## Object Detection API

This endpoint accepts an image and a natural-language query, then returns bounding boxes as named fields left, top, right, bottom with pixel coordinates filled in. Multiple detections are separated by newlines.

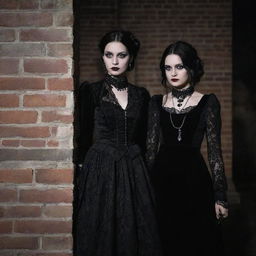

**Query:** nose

left=112, top=56, right=118, bottom=65
left=171, top=68, right=177, bottom=76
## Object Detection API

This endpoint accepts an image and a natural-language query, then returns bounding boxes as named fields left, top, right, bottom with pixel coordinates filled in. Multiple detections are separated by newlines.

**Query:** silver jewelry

left=169, top=113, right=187, bottom=141
left=169, top=92, right=192, bottom=141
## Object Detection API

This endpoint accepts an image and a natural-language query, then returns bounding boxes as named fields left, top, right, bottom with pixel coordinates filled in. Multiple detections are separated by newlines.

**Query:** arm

left=145, top=95, right=161, bottom=173
left=76, top=82, right=95, bottom=165
left=205, top=94, right=228, bottom=217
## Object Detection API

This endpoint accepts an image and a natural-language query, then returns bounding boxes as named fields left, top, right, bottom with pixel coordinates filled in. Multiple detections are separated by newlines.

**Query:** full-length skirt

left=151, top=146, right=224, bottom=256
left=75, top=141, right=162, bottom=256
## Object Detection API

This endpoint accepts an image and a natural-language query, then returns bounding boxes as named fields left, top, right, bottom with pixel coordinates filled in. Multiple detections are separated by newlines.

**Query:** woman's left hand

left=215, top=203, right=228, bottom=220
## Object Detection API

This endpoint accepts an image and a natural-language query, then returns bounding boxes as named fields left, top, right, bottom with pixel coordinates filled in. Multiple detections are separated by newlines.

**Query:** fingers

left=215, top=204, right=228, bottom=220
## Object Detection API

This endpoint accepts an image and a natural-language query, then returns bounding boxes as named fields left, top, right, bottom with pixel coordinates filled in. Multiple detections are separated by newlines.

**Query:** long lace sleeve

left=205, top=94, right=228, bottom=207
left=146, top=95, right=161, bottom=172
left=76, top=82, right=95, bottom=164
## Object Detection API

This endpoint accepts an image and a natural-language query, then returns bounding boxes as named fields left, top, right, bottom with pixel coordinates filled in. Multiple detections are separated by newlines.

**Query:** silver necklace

left=169, top=114, right=187, bottom=141
left=169, top=93, right=192, bottom=141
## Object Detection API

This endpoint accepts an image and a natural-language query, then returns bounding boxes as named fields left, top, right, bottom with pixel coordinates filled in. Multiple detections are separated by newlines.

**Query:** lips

left=111, top=67, right=120, bottom=71
left=171, top=79, right=179, bottom=82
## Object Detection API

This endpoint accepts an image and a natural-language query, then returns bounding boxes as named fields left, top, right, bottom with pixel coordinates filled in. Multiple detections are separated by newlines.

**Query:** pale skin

left=102, top=41, right=130, bottom=110
left=163, top=54, right=228, bottom=219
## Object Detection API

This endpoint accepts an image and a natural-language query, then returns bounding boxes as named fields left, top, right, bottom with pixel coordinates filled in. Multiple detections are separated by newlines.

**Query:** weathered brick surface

left=36, top=169, right=73, bottom=184
left=0, top=169, right=33, bottom=183
left=0, top=237, right=39, bottom=249
left=0, top=77, right=45, bottom=90
left=0, top=1, right=74, bottom=255
left=14, top=220, right=72, bottom=234
left=20, top=188, right=73, bottom=203
left=43, top=205, right=72, bottom=218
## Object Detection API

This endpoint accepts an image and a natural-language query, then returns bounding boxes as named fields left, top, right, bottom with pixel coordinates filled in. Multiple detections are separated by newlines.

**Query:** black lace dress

left=75, top=80, right=162, bottom=256
left=146, top=94, right=228, bottom=256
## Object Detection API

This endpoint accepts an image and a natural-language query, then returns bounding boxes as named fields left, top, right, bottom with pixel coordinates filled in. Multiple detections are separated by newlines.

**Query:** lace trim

left=163, top=105, right=196, bottom=114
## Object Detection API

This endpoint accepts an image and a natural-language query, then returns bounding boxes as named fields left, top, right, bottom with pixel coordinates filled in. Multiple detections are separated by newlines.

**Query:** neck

left=104, top=73, right=128, bottom=91
left=171, top=85, right=194, bottom=100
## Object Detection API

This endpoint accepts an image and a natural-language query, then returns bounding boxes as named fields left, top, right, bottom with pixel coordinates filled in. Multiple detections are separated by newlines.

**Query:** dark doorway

left=227, top=0, right=256, bottom=255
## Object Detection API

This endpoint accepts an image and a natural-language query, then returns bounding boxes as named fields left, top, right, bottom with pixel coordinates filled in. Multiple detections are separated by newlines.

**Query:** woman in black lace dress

left=146, top=41, right=228, bottom=256
left=75, top=30, right=162, bottom=256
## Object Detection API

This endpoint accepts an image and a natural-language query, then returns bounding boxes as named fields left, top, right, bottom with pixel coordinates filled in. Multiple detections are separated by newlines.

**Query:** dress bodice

left=146, top=94, right=228, bottom=204
left=76, top=80, right=150, bottom=164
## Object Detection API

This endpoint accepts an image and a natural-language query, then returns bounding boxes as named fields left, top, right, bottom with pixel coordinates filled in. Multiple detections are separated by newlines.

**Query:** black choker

left=104, top=74, right=128, bottom=91
left=172, top=86, right=194, bottom=107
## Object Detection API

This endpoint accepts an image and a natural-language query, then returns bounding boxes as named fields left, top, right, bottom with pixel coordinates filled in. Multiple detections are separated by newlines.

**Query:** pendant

left=177, top=103, right=182, bottom=107
left=177, top=128, right=182, bottom=141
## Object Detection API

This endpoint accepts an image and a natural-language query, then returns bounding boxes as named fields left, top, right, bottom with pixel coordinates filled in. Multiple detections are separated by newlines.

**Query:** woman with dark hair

left=146, top=41, right=228, bottom=256
left=75, top=30, right=162, bottom=256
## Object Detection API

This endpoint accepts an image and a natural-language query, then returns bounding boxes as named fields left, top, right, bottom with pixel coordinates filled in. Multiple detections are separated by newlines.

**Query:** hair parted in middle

left=159, top=41, right=204, bottom=87
left=98, top=30, right=140, bottom=71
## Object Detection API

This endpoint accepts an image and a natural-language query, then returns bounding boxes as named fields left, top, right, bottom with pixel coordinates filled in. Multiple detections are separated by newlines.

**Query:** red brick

left=48, top=78, right=73, bottom=90
left=14, top=220, right=72, bottom=234
left=0, top=126, right=51, bottom=138
left=0, top=221, right=12, bottom=233
left=55, top=12, right=73, bottom=26
left=20, top=29, right=71, bottom=42
left=0, top=169, right=33, bottom=183
left=20, top=140, right=46, bottom=147
left=0, top=236, right=39, bottom=249
left=43, top=205, right=72, bottom=218
left=42, top=236, right=72, bottom=250
left=0, top=59, right=19, bottom=75
left=24, top=59, right=68, bottom=74
left=24, top=94, right=66, bottom=107
left=0, top=13, right=52, bottom=27
left=0, top=43, right=45, bottom=57
left=0, top=111, right=38, bottom=124
left=0, top=189, right=17, bottom=202
left=0, top=77, right=45, bottom=90
left=0, top=0, right=18, bottom=9
left=36, top=169, right=73, bottom=184
left=19, top=0, right=39, bottom=9
left=0, top=94, right=19, bottom=107
left=20, top=188, right=72, bottom=203
left=3, top=206, right=41, bottom=218
left=47, top=44, right=73, bottom=57
left=2, top=140, right=20, bottom=147
left=0, top=29, right=15, bottom=42
left=42, top=111, right=73, bottom=123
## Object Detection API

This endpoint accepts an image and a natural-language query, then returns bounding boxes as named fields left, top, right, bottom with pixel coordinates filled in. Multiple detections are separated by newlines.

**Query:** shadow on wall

left=225, top=79, right=256, bottom=256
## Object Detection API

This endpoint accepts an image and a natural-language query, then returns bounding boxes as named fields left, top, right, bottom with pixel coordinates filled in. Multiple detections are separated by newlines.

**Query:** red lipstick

left=171, top=79, right=179, bottom=82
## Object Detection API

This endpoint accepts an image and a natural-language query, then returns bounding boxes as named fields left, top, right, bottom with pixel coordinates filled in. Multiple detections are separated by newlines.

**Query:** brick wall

left=0, top=0, right=74, bottom=255
left=79, top=0, right=233, bottom=177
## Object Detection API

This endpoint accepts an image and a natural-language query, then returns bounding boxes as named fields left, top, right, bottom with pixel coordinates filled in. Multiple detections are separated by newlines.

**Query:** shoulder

left=206, top=93, right=221, bottom=107
left=79, top=80, right=104, bottom=94
left=78, top=81, right=103, bottom=97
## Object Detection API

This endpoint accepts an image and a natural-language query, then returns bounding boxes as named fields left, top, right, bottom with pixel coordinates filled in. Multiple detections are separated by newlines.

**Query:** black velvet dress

left=146, top=94, right=228, bottom=256
left=75, top=80, right=162, bottom=256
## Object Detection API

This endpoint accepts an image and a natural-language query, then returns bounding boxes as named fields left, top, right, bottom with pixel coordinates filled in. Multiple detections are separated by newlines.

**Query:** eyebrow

left=104, top=50, right=128, bottom=54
